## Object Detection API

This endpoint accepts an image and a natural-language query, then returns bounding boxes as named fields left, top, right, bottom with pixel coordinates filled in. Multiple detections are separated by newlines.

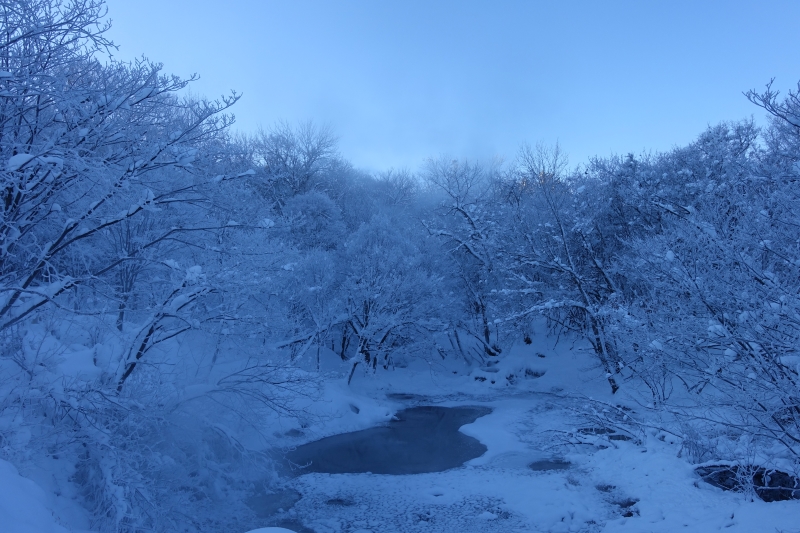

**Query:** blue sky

left=103, top=0, right=800, bottom=172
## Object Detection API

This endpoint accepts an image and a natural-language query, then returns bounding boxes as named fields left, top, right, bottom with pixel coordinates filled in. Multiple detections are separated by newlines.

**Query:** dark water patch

left=285, top=406, right=491, bottom=475
left=386, top=392, right=428, bottom=402
left=528, top=459, right=571, bottom=471
left=595, top=484, right=616, bottom=493
left=696, top=464, right=800, bottom=502
left=325, top=497, right=355, bottom=506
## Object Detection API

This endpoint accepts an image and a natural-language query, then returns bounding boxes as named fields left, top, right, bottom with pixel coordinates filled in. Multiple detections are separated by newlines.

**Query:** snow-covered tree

left=600, top=114, right=800, bottom=459
left=422, top=157, right=506, bottom=359
left=0, top=3, right=310, bottom=531
left=340, top=215, right=445, bottom=380
left=249, top=121, right=337, bottom=208
left=0, top=0, right=238, bottom=335
left=502, top=143, right=625, bottom=392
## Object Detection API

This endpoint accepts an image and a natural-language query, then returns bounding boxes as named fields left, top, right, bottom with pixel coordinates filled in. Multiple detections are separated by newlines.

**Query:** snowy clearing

left=246, top=334, right=800, bottom=533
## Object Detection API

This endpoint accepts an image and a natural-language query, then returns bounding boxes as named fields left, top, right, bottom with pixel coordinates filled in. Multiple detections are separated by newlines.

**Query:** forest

left=1, top=1, right=799, bottom=532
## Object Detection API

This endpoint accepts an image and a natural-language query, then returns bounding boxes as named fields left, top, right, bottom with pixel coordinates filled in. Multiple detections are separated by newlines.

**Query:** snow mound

left=0, top=459, right=69, bottom=533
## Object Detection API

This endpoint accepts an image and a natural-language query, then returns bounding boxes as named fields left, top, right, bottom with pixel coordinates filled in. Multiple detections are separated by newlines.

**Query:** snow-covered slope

left=0, top=459, right=70, bottom=533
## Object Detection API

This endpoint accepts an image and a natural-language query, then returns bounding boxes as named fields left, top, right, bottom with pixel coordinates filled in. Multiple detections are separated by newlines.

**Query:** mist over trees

left=0, top=1, right=798, bottom=531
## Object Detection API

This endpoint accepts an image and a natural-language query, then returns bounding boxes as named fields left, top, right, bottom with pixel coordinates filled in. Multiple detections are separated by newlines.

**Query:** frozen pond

left=285, top=405, right=491, bottom=475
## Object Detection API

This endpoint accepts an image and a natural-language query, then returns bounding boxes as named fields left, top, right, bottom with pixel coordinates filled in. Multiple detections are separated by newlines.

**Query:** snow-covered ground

left=257, top=331, right=800, bottom=533
left=0, top=459, right=71, bottom=533
left=3, top=329, right=799, bottom=533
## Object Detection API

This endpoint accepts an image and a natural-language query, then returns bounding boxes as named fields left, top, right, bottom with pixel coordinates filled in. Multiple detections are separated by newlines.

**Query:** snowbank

left=0, top=459, right=70, bottom=533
